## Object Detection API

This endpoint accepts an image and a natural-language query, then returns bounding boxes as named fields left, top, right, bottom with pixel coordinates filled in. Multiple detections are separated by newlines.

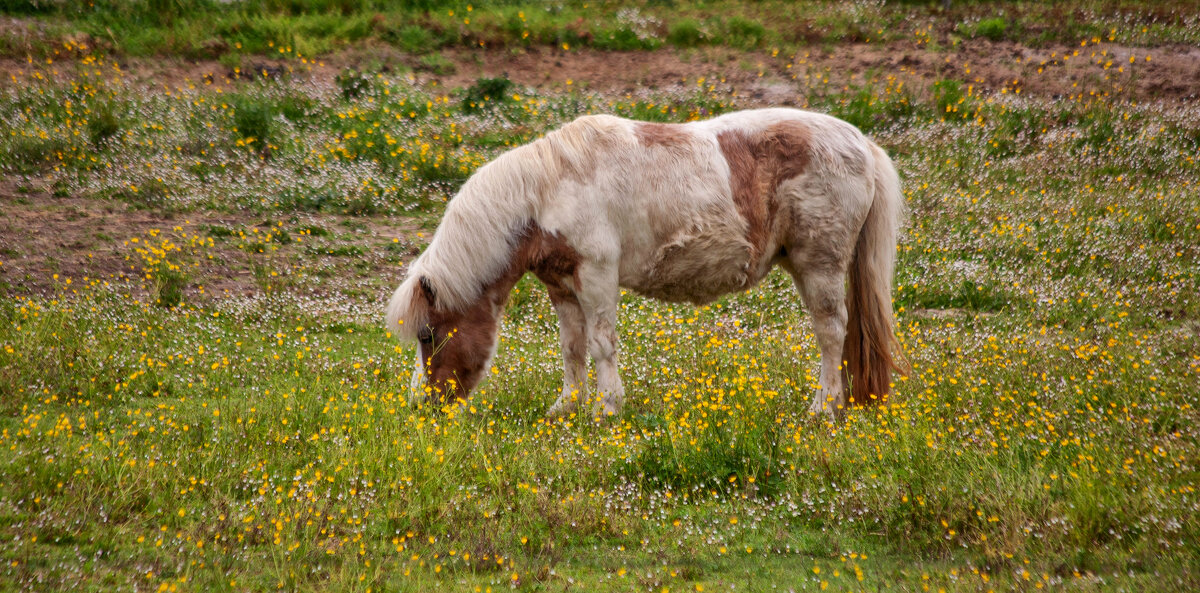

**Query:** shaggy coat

left=387, top=108, right=905, bottom=417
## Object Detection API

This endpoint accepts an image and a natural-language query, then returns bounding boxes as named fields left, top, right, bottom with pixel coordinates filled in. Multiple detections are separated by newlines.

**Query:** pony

left=386, top=107, right=905, bottom=418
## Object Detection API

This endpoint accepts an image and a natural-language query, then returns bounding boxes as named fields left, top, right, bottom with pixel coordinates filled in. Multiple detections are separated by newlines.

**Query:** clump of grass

left=336, top=68, right=371, bottom=99
left=87, top=99, right=122, bottom=148
left=624, top=409, right=785, bottom=497
left=149, top=264, right=188, bottom=307
left=667, top=18, right=705, bottom=47
left=593, top=25, right=660, bottom=50
left=343, top=192, right=382, bottom=216
left=201, top=224, right=236, bottom=238
left=231, top=95, right=274, bottom=146
left=931, top=78, right=975, bottom=121
left=392, top=24, right=438, bottom=54
left=719, top=16, right=767, bottom=49
left=461, top=76, right=514, bottom=114
left=217, top=50, right=244, bottom=71
left=127, top=229, right=210, bottom=307
left=610, top=98, right=678, bottom=122
left=308, top=244, right=364, bottom=257
left=984, top=102, right=1047, bottom=158
left=116, top=177, right=175, bottom=210
left=295, top=224, right=328, bottom=237
left=1074, top=106, right=1119, bottom=150
left=961, top=17, right=1008, bottom=41
left=417, top=53, right=455, bottom=75
left=899, top=278, right=1014, bottom=313
left=822, top=78, right=924, bottom=132
left=224, top=89, right=313, bottom=157
left=0, top=132, right=70, bottom=173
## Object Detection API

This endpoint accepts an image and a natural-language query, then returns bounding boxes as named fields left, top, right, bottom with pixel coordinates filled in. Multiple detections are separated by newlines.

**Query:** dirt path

left=429, top=41, right=1200, bottom=102
left=4, top=39, right=1198, bottom=102
left=306, top=40, right=1200, bottom=102
left=0, top=183, right=419, bottom=298
left=0, top=185, right=169, bottom=294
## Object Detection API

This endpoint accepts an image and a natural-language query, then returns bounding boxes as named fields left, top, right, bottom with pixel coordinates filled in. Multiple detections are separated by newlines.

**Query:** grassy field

left=2, top=1, right=1199, bottom=591
left=4, top=0, right=1200, bottom=59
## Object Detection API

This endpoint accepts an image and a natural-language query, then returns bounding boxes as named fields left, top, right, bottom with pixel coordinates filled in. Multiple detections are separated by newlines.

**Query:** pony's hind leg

left=546, top=288, right=589, bottom=417
left=789, top=265, right=850, bottom=417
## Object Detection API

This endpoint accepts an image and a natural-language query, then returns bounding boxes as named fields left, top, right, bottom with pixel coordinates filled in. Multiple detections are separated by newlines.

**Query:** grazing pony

left=387, top=108, right=905, bottom=417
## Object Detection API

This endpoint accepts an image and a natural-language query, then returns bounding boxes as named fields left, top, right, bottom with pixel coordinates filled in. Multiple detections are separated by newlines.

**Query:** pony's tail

left=842, top=143, right=908, bottom=406
left=385, top=274, right=429, bottom=342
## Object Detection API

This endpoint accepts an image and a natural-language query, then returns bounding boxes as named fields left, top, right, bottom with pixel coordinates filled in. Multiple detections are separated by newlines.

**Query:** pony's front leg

left=577, top=264, right=624, bottom=418
left=546, top=289, right=588, bottom=418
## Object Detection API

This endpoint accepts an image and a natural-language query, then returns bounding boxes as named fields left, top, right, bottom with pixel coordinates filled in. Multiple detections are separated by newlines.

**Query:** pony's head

left=386, top=272, right=504, bottom=403
left=384, top=122, right=597, bottom=403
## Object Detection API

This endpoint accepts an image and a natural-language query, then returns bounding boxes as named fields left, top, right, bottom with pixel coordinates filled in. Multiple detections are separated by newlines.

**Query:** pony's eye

left=417, top=328, right=434, bottom=344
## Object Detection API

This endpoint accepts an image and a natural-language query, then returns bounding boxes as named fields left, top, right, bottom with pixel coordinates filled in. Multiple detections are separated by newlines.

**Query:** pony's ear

left=418, top=276, right=437, bottom=308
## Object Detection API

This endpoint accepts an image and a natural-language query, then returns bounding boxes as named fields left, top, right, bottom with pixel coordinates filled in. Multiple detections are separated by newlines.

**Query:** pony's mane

left=386, top=114, right=623, bottom=341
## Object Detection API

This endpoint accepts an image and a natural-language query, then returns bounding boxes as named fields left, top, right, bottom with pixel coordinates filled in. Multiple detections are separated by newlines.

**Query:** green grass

left=959, top=17, right=1010, bottom=42
left=2, top=6, right=1200, bottom=590
left=667, top=18, right=706, bottom=48
left=5, top=0, right=1200, bottom=62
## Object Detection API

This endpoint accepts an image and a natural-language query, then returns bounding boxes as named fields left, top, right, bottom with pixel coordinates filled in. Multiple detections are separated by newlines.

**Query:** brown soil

left=794, top=39, right=1200, bottom=102
left=0, top=185, right=166, bottom=289
left=397, top=41, right=1199, bottom=102
left=4, top=39, right=1196, bottom=102
left=0, top=182, right=418, bottom=298
left=434, top=45, right=728, bottom=92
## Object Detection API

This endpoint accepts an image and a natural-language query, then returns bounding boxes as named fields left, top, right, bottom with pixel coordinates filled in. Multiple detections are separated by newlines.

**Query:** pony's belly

left=622, top=227, right=761, bottom=304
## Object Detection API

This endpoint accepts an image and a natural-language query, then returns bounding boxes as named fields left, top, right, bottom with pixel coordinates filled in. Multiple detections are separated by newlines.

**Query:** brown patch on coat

left=635, top=122, right=694, bottom=149
left=522, top=225, right=582, bottom=294
left=418, top=223, right=581, bottom=402
left=717, top=129, right=769, bottom=259
left=762, top=121, right=812, bottom=187
left=717, top=121, right=812, bottom=260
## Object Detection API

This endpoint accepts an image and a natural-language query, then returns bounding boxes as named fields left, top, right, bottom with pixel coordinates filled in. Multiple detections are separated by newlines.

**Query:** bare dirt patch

left=413, top=41, right=1200, bottom=102
left=0, top=184, right=169, bottom=293
left=435, top=46, right=736, bottom=92
left=0, top=183, right=419, bottom=299
left=797, top=39, right=1200, bottom=102
left=6, top=39, right=1196, bottom=102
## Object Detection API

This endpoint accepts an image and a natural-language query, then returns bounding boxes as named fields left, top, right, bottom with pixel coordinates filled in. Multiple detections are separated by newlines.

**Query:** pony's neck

left=438, top=221, right=580, bottom=338
left=477, top=262, right=526, bottom=311
left=476, top=222, right=580, bottom=309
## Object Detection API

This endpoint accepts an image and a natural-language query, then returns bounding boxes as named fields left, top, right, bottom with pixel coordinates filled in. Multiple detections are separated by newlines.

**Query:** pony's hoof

left=546, top=399, right=578, bottom=418
left=807, top=399, right=836, bottom=419
left=592, top=397, right=622, bottom=420
left=547, top=389, right=584, bottom=418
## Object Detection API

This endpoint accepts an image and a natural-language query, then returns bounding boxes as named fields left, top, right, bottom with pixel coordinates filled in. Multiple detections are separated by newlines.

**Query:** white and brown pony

left=386, top=108, right=905, bottom=417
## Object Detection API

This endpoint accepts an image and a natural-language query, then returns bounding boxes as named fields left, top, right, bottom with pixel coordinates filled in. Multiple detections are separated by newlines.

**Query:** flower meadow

left=2, top=32, right=1200, bottom=593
